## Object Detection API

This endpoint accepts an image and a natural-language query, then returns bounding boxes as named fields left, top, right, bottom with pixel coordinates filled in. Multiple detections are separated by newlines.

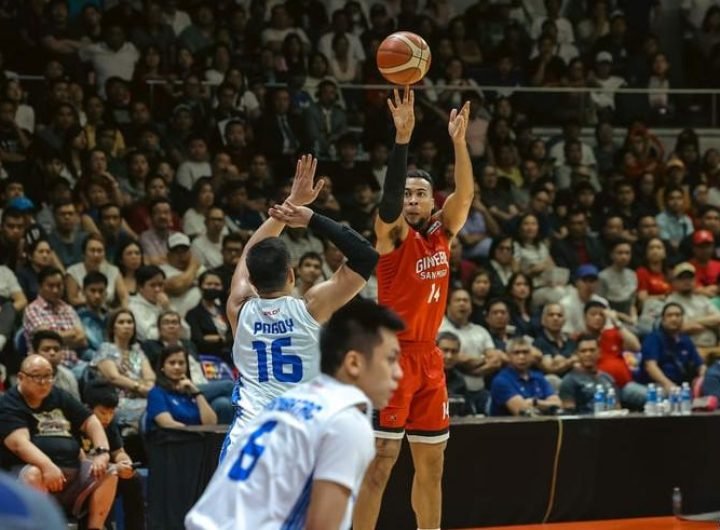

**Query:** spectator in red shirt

left=636, top=236, right=672, bottom=307
left=583, top=300, right=640, bottom=389
left=689, top=229, right=720, bottom=296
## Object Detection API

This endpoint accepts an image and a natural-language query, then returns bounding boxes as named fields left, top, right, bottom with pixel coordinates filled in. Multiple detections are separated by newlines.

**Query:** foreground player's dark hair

left=246, top=237, right=291, bottom=293
left=320, top=298, right=405, bottom=375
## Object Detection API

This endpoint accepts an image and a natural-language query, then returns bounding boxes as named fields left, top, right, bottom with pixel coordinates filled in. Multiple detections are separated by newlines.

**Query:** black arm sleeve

left=377, top=143, right=409, bottom=223
left=308, top=214, right=379, bottom=280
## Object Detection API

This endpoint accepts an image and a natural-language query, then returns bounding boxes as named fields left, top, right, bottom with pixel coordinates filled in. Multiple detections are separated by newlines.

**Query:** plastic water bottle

left=593, top=384, right=606, bottom=415
left=670, top=387, right=681, bottom=415
left=680, top=382, right=692, bottom=415
left=605, top=387, right=616, bottom=410
left=672, top=486, right=683, bottom=516
left=645, top=383, right=658, bottom=415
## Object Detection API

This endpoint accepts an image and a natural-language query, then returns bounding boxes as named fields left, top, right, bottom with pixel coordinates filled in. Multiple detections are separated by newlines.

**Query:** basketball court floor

left=463, top=516, right=718, bottom=529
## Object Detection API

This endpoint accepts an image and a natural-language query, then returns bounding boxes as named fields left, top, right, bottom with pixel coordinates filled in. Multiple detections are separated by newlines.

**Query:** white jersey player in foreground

left=220, top=155, right=379, bottom=460
left=186, top=298, right=404, bottom=530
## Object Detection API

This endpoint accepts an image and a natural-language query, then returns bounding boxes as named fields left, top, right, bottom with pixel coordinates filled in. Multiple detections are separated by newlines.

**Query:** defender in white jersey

left=221, top=155, right=380, bottom=459
left=186, top=299, right=404, bottom=530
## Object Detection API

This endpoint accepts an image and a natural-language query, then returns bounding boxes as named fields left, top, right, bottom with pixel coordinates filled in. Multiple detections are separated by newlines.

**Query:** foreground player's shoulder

left=314, top=407, right=375, bottom=487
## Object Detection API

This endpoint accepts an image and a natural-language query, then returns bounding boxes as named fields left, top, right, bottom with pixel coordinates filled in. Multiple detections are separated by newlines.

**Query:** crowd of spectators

left=3, top=0, right=720, bottom=523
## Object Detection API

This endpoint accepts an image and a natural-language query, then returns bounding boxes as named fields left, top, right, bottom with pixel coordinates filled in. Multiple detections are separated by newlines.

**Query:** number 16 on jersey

left=251, top=337, right=304, bottom=383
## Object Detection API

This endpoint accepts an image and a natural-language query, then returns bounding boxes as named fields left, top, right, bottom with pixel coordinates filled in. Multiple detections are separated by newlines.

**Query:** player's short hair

left=406, top=168, right=434, bottom=189
left=246, top=237, right=291, bottom=293
left=319, top=298, right=405, bottom=375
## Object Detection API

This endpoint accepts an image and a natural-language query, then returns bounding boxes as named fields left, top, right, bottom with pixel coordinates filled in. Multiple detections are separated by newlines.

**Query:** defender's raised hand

left=448, top=101, right=470, bottom=143
left=387, top=85, right=415, bottom=144
left=268, top=201, right=314, bottom=228
left=287, top=154, right=324, bottom=206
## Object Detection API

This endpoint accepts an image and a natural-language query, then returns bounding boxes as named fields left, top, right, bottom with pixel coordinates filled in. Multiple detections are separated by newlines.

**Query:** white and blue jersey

left=222, top=296, right=321, bottom=459
left=186, top=375, right=375, bottom=530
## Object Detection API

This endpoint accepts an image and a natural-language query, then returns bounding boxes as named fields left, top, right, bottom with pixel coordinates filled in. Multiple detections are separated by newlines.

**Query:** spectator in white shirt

left=162, top=0, right=192, bottom=36
left=439, top=289, right=504, bottom=393
left=191, top=207, right=228, bottom=269
left=318, top=9, right=367, bottom=65
left=590, top=51, right=626, bottom=116
left=176, top=135, right=212, bottom=191
left=530, top=0, right=575, bottom=44
left=128, top=265, right=189, bottom=341
left=261, top=4, right=310, bottom=52
left=79, top=22, right=140, bottom=99
left=160, top=233, right=204, bottom=318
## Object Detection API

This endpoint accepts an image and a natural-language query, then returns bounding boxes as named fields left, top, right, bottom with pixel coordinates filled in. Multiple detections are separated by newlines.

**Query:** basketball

left=376, top=31, right=432, bottom=85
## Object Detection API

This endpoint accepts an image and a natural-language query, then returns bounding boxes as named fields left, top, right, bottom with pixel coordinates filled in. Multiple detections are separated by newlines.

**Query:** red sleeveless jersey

left=377, top=216, right=450, bottom=343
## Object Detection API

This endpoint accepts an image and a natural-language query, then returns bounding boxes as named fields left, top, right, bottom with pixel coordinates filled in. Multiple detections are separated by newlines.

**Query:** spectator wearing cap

left=639, top=302, right=705, bottom=395
left=559, top=264, right=610, bottom=338
left=689, top=229, right=720, bottom=296
left=666, top=262, right=720, bottom=356
left=304, top=80, right=348, bottom=160
left=551, top=209, right=606, bottom=273
left=593, top=10, right=630, bottom=76
left=160, top=233, right=203, bottom=318
left=139, top=198, right=177, bottom=265
left=589, top=51, right=626, bottom=118
left=657, top=185, right=695, bottom=251
left=680, top=205, right=720, bottom=258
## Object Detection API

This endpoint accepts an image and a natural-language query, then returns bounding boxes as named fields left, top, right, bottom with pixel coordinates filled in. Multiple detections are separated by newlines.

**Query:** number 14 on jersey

left=427, top=282, right=442, bottom=304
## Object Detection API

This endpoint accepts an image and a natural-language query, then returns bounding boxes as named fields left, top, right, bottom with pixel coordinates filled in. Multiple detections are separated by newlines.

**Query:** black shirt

left=0, top=386, right=91, bottom=469
left=81, top=419, right=122, bottom=455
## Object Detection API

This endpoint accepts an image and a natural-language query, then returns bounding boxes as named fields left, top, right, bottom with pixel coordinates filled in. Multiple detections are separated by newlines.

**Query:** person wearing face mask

left=186, top=271, right=231, bottom=360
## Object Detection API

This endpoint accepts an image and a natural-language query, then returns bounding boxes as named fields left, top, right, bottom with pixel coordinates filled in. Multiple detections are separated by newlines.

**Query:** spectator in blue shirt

left=639, top=302, right=705, bottom=395
left=145, top=344, right=217, bottom=431
left=656, top=185, right=694, bottom=251
left=700, top=352, right=720, bottom=399
left=77, top=271, right=109, bottom=359
left=490, top=337, right=561, bottom=416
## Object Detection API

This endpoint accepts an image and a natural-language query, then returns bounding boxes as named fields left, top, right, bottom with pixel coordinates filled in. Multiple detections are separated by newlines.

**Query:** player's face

left=403, top=178, right=434, bottom=229
left=358, top=328, right=403, bottom=409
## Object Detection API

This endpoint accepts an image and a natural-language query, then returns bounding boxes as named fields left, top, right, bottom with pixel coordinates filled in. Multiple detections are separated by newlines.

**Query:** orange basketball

left=376, top=31, right=432, bottom=85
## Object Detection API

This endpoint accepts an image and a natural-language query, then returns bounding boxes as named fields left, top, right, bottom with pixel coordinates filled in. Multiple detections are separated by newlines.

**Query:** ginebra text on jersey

left=415, top=251, right=449, bottom=280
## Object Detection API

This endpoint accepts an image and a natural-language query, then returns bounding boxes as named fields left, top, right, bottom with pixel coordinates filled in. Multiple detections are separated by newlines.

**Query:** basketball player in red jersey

left=353, top=87, right=474, bottom=530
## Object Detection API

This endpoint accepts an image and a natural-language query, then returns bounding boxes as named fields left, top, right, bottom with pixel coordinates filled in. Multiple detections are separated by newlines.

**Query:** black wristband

left=308, top=213, right=378, bottom=280
left=191, top=390, right=202, bottom=397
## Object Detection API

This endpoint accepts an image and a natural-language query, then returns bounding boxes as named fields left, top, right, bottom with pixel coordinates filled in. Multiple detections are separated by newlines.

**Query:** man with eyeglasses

left=31, top=329, right=79, bottom=401
left=490, top=337, right=561, bottom=416
left=0, top=355, right=118, bottom=530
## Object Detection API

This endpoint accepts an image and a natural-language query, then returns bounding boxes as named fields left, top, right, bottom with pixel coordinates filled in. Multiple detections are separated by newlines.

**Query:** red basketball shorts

left=374, top=341, right=450, bottom=443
